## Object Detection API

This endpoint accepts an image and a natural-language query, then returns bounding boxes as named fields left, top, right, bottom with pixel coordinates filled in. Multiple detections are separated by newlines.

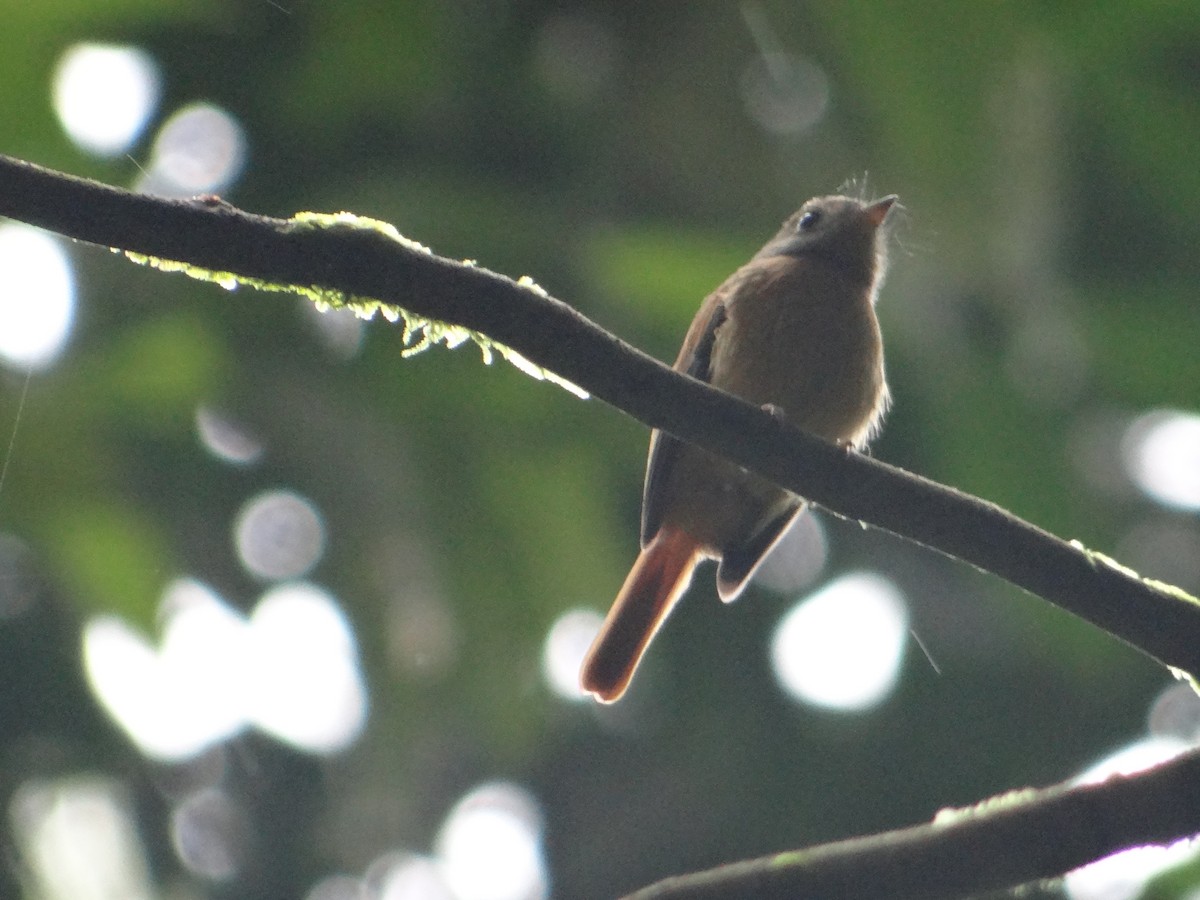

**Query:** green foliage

left=1086, top=282, right=1200, bottom=407
left=584, top=223, right=754, bottom=331
left=92, top=313, right=227, bottom=431
left=44, top=499, right=171, bottom=624
left=2, top=2, right=1198, bottom=898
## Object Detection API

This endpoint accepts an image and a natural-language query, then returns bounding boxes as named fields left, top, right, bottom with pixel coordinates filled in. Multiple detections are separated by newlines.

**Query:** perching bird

left=581, top=194, right=897, bottom=702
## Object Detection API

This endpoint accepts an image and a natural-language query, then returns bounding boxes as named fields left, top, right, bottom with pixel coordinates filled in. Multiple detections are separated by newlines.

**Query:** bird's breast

left=709, top=259, right=886, bottom=447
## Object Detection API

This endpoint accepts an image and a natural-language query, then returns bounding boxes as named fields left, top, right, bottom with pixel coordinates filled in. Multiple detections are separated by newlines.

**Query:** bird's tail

left=581, top=526, right=701, bottom=703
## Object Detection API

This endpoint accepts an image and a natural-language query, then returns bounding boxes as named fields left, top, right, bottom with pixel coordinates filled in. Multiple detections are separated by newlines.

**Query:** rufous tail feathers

left=580, top=527, right=701, bottom=703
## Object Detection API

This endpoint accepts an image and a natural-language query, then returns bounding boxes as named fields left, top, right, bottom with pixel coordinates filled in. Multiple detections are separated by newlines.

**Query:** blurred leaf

left=584, top=224, right=750, bottom=331
left=1086, top=281, right=1200, bottom=407
left=43, top=498, right=171, bottom=625
left=87, top=312, right=228, bottom=432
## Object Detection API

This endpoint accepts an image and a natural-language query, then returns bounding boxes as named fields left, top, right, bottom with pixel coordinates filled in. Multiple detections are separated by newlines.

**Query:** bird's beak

left=864, top=195, right=898, bottom=228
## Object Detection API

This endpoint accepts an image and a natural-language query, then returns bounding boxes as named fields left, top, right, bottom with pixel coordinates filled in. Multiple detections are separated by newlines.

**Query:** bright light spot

left=1065, top=737, right=1196, bottom=900
left=158, top=581, right=253, bottom=741
left=245, top=582, right=368, bottom=754
left=374, top=854, right=455, bottom=900
left=0, top=533, right=38, bottom=619
left=1148, top=681, right=1200, bottom=742
left=53, top=43, right=160, bottom=156
left=83, top=581, right=246, bottom=761
left=752, top=513, right=828, bottom=595
left=171, top=788, right=246, bottom=881
left=770, top=572, right=909, bottom=711
left=9, top=776, right=155, bottom=900
left=137, top=102, right=246, bottom=197
left=301, top=302, right=366, bottom=360
left=542, top=608, right=604, bottom=702
left=83, top=618, right=170, bottom=754
left=83, top=578, right=366, bottom=761
left=436, top=782, right=548, bottom=900
left=195, top=405, right=264, bottom=465
left=1122, top=410, right=1200, bottom=511
left=740, top=52, right=830, bottom=135
left=1066, top=841, right=1197, bottom=900
left=0, top=224, right=75, bottom=370
left=1075, top=736, right=1190, bottom=785
left=234, top=489, right=326, bottom=581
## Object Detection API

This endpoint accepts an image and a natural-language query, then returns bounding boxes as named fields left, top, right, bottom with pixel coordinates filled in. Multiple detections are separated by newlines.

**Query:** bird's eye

left=797, top=210, right=821, bottom=232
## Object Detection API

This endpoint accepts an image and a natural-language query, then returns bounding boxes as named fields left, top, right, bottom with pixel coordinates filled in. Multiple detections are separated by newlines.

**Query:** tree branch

left=2, top=153, right=1199, bottom=896
left=626, top=743, right=1200, bottom=899
left=1, top=154, right=1194, bottom=676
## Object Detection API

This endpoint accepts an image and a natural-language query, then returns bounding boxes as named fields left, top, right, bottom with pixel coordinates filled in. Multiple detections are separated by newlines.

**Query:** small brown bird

left=581, top=194, right=897, bottom=702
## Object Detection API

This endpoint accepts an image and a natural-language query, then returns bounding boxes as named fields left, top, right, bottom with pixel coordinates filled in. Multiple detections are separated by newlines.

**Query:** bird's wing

left=639, top=281, right=733, bottom=547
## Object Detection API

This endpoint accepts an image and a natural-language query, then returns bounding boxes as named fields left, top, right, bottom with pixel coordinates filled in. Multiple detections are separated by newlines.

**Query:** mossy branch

left=126, top=208, right=590, bottom=397
left=627, top=745, right=1200, bottom=899
left=1, top=153, right=1199, bottom=898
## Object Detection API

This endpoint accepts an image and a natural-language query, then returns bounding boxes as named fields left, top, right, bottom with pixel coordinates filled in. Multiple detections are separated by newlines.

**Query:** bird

left=580, top=193, right=897, bottom=702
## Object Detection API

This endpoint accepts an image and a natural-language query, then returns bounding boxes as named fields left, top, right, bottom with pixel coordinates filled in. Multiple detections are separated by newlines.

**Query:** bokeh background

left=1, top=2, right=1199, bottom=899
